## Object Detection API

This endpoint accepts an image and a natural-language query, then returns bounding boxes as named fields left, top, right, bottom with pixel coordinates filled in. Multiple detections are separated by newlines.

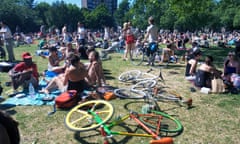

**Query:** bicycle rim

left=155, top=91, right=181, bottom=103
left=131, top=48, right=144, bottom=66
left=65, top=100, right=114, bottom=132
left=131, top=79, right=157, bottom=91
left=114, top=88, right=146, bottom=99
left=118, top=70, right=141, bottom=82
left=140, top=110, right=183, bottom=134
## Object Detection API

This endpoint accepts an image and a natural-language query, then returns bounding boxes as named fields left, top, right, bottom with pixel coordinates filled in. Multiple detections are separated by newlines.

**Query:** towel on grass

left=1, top=72, right=60, bottom=106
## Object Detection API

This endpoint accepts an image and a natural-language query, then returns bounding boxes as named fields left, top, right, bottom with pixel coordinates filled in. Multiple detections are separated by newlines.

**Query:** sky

left=36, top=0, right=123, bottom=7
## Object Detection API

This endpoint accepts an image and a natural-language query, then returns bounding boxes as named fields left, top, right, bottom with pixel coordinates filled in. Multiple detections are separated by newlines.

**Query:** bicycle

left=65, top=100, right=177, bottom=144
left=131, top=42, right=161, bottom=66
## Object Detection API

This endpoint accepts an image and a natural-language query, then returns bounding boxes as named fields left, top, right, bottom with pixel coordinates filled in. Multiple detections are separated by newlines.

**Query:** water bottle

left=28, top=82, right=35, bottom=99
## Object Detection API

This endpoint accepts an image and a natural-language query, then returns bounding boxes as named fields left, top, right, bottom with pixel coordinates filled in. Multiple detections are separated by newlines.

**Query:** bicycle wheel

left=114, top=88, right=146, bottom=99
left=131, top=79, right=157, bottom=91
left=139, top=110, right=183, bottom=134
left=118, top=70, right=141, bottom=82
left=154, top=91, right=182, bottom=103
left=65, top=100, right=114, bottom=132
left=154, top=90, right=192, bottom=108
left=131, top=48, right=145, bottom=66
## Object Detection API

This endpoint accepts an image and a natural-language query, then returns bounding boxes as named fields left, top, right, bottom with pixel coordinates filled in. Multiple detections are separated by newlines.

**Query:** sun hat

left=22, top=52, right=32, bottom=59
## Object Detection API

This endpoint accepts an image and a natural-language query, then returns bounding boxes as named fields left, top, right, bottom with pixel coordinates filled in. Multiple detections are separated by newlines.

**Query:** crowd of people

left=1, top=17, right=240, bottom=96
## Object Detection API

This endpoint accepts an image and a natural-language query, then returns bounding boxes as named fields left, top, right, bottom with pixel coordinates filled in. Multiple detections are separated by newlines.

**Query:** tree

left=168, top=0, right=217, bottom=31
left=89, top=4, right=115, bottom=29
left=0, top=0, right=38, bottom=32
left=216, top=0, right=240, bottom=30
left=34, top=2, right=51, bottom=26
left=114, top=0, right=130, bottom=27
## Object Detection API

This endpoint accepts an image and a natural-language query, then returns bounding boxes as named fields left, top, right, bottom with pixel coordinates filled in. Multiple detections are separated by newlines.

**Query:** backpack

left=149, top=42, right=158, bottom=52
left=55, top=90, right=78, bottom=109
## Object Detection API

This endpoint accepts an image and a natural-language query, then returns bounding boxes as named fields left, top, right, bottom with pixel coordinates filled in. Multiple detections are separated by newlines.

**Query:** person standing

left=77, top=22, right=86, bottom=46
left=122, top=22, right=135, bottom=60
left=0, top=21, right=15, bottom=62
left=143, top=16, right=159, bottom=66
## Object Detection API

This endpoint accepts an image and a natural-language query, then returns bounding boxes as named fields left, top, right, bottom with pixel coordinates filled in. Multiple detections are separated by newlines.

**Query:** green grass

left=0, top=43, right=240, bottom=144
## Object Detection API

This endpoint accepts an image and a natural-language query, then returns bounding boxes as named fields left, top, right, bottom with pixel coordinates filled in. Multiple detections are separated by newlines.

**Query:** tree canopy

left=0, top=0, right=239, bottom=32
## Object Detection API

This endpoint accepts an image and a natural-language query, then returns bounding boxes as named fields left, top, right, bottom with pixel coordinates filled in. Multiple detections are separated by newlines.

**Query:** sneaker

left=144, top=63, right=150, bottom=66
left=8, top=89, right=19, bottom=97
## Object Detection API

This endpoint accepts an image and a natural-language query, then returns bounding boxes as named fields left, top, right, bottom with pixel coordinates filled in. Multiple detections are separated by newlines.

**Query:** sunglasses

left=228, top=54, right=234, bottom=56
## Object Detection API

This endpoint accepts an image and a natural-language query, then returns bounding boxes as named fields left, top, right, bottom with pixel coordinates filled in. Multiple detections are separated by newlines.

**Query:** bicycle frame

left=88, top=110, right=173, bottom=143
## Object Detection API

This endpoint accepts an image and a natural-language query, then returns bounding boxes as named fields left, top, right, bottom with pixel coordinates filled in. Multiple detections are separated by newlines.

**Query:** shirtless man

left=63, top=54, right=92, bottom=94
left=87, top=51, right=106, bottom=87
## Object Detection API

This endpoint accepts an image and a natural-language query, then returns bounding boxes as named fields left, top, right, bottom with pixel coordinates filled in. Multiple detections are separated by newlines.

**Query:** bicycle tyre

left=131, top=48, right=145, bottom=66
left=155, top=91, right=181, bottom=103
left=139, top=110, right=183, bottom=133
left=114, top=88, right=146, bottom=99
left=118, top=70, right=141, bottom=82
left=65, top=100, right=114, bottom=132
left=131, top=79, right=157, bottom=91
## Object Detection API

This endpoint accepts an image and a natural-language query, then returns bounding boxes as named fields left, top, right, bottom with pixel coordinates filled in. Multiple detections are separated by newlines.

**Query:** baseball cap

left=22, top=52, right=32, bottom=59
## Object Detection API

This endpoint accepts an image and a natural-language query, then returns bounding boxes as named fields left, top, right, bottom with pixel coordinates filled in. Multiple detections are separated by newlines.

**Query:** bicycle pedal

left=184, top=98, right=193, bottom=108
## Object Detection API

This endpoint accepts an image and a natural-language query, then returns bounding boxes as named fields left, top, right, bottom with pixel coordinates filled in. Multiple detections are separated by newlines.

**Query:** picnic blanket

left=1, top=71, right=61, bottom=106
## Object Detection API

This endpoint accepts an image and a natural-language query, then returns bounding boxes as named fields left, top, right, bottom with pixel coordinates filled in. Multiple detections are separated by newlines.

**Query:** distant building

left=80, top=0, right=118, bottom=15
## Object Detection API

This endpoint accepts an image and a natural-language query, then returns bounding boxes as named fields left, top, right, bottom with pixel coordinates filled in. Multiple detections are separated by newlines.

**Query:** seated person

left=222, top=51, right=240, bottom=82
left=185, top=50, right=202, bottom=80
left=8, top=52, right=39, bottom=93
left=230, top=74, right=240, bottom=89
left=184, top=42, right=200, bottom=62
left=100, top=38, right=120, bottom=58
left=63, top=54, right=92, bottom=94
left=87, top=51, right=106, bottom=87
left=195, top=55, right=220, bottom=88
left=41, top=46, right=65, bottom=74
left=64, top=42, right=78, bottom=58
left=38, top=37, right=48, bottom=49
left=160, top=42, right=177, bottom=63
left=40, top=52, right=74, bottom=94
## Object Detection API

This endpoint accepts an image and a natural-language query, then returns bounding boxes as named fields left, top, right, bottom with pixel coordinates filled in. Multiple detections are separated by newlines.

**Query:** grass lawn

left=0, top=43, right=240, bottom=144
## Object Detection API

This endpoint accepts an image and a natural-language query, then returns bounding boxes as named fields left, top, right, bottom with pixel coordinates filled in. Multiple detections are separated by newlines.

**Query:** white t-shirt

left=78, top=27, right=85, bottom=39
left=146, top=24, right=158, bottom=43
left=0, top=26, right=12, bottom=39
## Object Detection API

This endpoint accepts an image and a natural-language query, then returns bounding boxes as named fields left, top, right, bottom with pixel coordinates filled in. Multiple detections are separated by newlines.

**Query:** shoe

left=144, top=63, right=150, bottom=66
left=184, top=98, right=193, bottom=108
left=8, top=89, right=19, bottom=97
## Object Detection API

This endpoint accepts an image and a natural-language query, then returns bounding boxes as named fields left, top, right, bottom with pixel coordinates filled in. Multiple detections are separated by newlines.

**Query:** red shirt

left=13, top=62, right=39, bottom=81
